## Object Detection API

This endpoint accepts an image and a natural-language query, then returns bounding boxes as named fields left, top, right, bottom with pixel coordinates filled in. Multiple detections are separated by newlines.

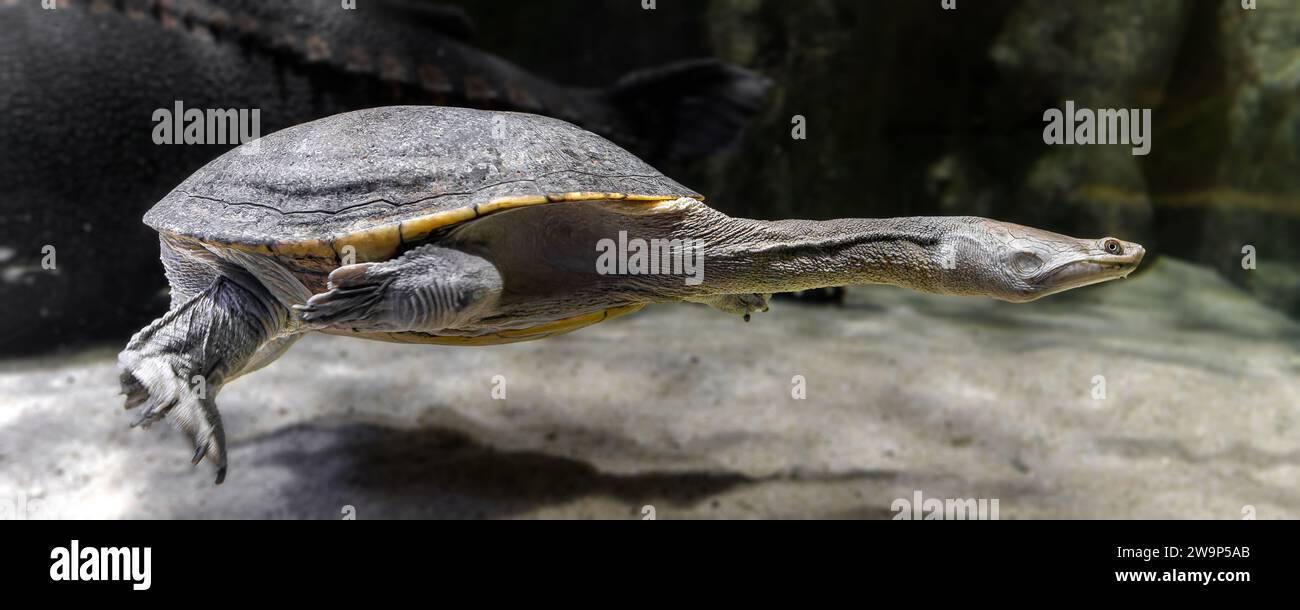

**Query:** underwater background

left=1, top=0, right=1298, bottom=519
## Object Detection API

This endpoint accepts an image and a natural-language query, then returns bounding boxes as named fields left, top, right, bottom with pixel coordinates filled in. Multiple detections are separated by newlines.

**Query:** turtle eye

left=1103, top=239, right=1123, bottom=255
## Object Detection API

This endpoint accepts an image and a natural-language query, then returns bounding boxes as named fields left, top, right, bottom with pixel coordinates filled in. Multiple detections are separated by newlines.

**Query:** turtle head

left=951, top=219, right=1145, bottom=303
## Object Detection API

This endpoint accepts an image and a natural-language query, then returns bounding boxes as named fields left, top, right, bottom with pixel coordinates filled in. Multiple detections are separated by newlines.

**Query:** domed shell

left=145, top=106, right=702, bottom=263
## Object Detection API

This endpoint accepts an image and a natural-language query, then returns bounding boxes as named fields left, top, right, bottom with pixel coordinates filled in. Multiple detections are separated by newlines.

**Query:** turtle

left=119, top=105, right=1146, bottom=483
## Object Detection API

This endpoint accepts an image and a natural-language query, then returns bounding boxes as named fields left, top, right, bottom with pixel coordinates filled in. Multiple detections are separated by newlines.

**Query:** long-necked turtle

left=119, top=106, right=1145, bottom=483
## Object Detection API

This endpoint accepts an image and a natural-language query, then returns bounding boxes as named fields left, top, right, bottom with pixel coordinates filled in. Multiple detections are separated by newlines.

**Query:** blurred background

left=1, top=0, right=1298, bottom=519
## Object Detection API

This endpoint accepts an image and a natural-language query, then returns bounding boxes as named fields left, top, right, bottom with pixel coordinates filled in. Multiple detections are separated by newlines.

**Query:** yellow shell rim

left=208, top=191, right=704, bottom=264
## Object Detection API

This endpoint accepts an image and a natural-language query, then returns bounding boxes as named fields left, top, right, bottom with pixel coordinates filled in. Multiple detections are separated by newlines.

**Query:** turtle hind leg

left=118, top=270, right=289, bottom=485
left=297, top=245, right=501, bottom=333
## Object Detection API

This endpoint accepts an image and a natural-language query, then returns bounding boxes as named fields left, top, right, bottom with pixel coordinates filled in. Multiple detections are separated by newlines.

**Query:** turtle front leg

left=296, top=245, right=501, bottom=332
left=686, top=293, right=771, bottom=322
left=118, top=274, right=289, bottom=484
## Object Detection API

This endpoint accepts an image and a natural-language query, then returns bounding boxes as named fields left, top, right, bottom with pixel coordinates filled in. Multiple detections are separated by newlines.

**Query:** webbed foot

left=119, top=352, right=227, bottom=483
left=296, top=245, right=501, bottom=333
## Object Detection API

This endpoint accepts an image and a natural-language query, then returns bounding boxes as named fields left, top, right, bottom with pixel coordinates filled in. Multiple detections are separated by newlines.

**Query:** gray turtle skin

left=120, top=106, right=1146, bottom=484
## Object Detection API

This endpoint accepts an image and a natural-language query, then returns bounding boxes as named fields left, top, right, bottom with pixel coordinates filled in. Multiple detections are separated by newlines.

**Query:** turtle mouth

left=1036, top=245, right=1146, bottom=297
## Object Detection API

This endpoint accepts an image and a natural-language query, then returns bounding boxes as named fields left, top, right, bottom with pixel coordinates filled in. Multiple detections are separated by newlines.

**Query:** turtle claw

left=295, top=263, right=388, bottom=330
left=118, top=351, right=229, bottom=484
left=194, top=443, right=227, bottom=485
left=737, top=293, right=771, bottom=317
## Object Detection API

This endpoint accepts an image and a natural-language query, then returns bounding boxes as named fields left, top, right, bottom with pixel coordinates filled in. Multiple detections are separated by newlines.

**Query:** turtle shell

left=145, top=106, right=703, bottom=267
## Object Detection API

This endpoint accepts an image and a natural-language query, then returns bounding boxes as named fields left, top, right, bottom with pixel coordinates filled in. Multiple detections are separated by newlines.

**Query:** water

left=1, top=0, right=1297, bottom=519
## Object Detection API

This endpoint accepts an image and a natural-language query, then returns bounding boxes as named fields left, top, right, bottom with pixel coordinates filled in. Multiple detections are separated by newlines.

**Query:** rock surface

left=2, top=257, right=1297, bottom=519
